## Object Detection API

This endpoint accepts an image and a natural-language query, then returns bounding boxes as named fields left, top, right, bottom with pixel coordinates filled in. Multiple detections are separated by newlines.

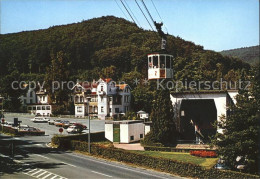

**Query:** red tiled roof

left=115, top=84, right=128, bottom=90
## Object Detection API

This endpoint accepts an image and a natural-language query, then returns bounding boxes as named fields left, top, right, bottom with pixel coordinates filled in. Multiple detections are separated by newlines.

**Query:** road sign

left=59, top=128, right=63, bottom=134
left=1, top=118, right=4, bottom=124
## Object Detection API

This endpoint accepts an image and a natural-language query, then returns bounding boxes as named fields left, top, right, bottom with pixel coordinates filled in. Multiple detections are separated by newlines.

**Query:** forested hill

left=220, top=46, right=259, bottom=66
left=0, top=16, right=250, bottom=83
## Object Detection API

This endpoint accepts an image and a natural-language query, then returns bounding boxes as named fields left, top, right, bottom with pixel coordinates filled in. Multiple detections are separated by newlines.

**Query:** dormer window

left=101, top=86, right=103, bottom=91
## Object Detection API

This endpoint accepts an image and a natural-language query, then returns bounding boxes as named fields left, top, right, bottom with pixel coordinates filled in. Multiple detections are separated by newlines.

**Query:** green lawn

left=132, top=151, right=218, bottom=169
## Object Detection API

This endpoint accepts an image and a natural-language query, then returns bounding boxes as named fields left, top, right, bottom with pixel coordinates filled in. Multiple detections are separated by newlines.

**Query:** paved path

left=113, top=143, right=144, bottom=151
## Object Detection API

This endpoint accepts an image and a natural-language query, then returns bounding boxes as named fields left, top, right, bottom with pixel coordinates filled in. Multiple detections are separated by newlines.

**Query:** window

left=101, top=106, right=104, bottom=113
left=125, top=106, right=129, bottom=112
left=115, top=108, right=119, bottom=113
left=130, top=136, right=134, bottom=140
left=124, top=95, right=129, bottom=103
left=46, top=106, right=50, bottom=110
left=166, top=56, right=171, bottom=68
left=101, top=96, right=103, bottom=102
left=43, top=96, right=45, bottom=101
left=42, top=106, right=46, bottom=110
left=140, top=134, right=143, bottom=139
left=37, top=106, right=41, bottom=110
left=160, top=55, right=165, bottom=68
left=109, top=108, right=111, bottom=112
left=24, top=99, right=26, bottom=104
left=28, top=107, right=32, bottom=110
left=33, top=107, right=36, bottom=110
left=30, top=99, right=33, bottom=104
left=148, top=57, right=152, bottom=69
left=153, top=56, right=158, bottom=68
left=77, top=107, right=82, bottom=112
left=101, top=86, right=103, bottom=91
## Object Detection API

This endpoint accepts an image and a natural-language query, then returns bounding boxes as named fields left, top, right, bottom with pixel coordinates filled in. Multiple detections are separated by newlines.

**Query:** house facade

left=73, top=78, right=131, bottom=120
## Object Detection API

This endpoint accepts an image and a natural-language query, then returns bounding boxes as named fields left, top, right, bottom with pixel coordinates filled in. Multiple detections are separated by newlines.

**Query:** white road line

left=50, top=175, right=57, bottom=179
left=35, top=154, right=50, bottom=160
left=31, top=169, right=43, bottom=176
left=91, top=171, right=112, bottom=178
left=62, top=162, right=77, bottom=167
left=41, top=173, right=52, bottom=179
left=36, top=171, right=47, bottom=177
left=68, top=153, right=169, bottom=179
left=25, top=168, right=38, bottom=174
left=14, top=138, right=20, bottom=140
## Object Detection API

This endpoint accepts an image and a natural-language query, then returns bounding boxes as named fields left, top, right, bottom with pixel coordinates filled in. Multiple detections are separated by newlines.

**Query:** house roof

left=115, top=84, right=128, bottom=90
left=137, top=110, right=147, bottom=114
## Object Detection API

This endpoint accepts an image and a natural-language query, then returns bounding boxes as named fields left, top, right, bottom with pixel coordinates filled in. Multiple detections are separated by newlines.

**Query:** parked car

left=73, top=123, right=87, bottom=130
left=55, top=120, right=70, bottom=128
left=49, top=119, right=61, bottom=125
left=67, top=125, right=83, bottom=134
left=30, top=117, right=49, bottom=123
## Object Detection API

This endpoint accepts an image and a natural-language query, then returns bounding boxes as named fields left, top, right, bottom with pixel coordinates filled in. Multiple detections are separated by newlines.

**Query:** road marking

left=68, top=153, right=169, bottom=179
left=91, top=171, right=112, bottom=178
left=41, top=173, right=52, bottom=179
left=50, top=175, right=57, bottom=179
left=62, top=162, right=77, bottom=167
left=36, top=171, right=47, bottom=177
left=34, top=154, right=50, bottom=159
left=25, top=168, right=38, bottom=174
left=31, top=169, right=43, bottom=176
left=14, top=137, right=20, bottom=140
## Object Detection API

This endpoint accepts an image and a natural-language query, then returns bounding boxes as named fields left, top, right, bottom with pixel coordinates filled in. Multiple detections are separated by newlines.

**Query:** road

left=0, top=114, right=182, bottom=179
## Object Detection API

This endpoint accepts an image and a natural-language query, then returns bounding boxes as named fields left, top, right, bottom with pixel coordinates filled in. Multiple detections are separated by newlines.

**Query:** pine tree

left=145, top=89, right=176, bottom=146
left=213, top=64, right=260, bottom=174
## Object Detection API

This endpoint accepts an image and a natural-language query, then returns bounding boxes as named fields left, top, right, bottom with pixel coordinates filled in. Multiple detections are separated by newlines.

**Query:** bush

left=141, top=132, right=163, bottom=147
left=51, top=132, right=105, bottom=149
left=69, top=140, right=259, bottom=178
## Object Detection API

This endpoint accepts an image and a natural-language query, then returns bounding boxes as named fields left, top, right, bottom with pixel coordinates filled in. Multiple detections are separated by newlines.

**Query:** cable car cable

left=123, top=0, right=141, bottom=27
left=120, top=0, right=137, bottom=24
left=135, top=0, right=154, bottom=31
left=150, top=0, right=168, bottom=33
left=141, top=0, right=155, bottom=23
left=114, top=0, right=129, bottom=21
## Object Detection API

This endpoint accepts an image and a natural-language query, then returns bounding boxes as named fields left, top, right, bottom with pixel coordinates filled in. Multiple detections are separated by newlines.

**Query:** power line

left=123, top=0, right=141, bottom=27
left=114, top=0, right=129, bottom=21
left=120, top=0, right=137, bottom=25
left=150, top=0, right=168, bottom=33
left=135, top=0, right=154, bottom=31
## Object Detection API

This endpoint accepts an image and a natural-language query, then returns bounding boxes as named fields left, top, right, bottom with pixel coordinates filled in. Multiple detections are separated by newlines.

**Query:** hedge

left=51, top=131, right=105, bottom=148
left=0, top=125, right=18, bottom=135
left=144, top=146, right=216, bottom=153
left=51, top=134, right=259, bottom=178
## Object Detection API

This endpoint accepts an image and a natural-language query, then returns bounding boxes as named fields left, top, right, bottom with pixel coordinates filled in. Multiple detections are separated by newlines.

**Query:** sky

left=0, top=0, right=259, bottom=51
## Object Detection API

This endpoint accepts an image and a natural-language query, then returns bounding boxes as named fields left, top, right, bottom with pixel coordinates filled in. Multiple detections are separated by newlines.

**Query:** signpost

left=59, top=128, right=63, bottom=134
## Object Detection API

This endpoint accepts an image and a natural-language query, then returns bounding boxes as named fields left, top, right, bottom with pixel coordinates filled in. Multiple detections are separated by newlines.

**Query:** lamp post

left=86, top=96, right=91, bottom=153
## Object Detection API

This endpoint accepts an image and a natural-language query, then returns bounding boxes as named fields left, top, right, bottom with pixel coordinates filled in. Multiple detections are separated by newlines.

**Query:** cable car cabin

left=148, top=53, right=173, bottom=80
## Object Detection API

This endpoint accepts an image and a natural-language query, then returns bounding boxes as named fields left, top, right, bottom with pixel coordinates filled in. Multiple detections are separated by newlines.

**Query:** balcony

left=97, top=91, right=106, bottom=95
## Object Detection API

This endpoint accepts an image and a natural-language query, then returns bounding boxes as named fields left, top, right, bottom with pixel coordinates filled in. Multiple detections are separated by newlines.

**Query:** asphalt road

left=3, top=113, right=105, bottom=143
left=0, top=134, right=181, bottom=179
left=1, top=114, right=183, bottom=179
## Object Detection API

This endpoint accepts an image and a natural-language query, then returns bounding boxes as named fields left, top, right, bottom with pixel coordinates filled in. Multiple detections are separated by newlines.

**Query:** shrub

left=69, top=140, right=259, bottom=178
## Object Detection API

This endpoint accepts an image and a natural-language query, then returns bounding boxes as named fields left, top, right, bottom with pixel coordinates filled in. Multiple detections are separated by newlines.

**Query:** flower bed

left=190, top=150, right=217, bottom=158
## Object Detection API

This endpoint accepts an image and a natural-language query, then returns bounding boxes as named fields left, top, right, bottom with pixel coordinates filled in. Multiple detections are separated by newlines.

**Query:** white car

left=67, top=126, right=82, bottom=134
left=30, top=117, right=49, bottom=123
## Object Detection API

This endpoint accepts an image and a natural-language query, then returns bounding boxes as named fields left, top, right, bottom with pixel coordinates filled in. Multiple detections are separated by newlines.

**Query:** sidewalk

left=113, top=143, right=144, bottom=151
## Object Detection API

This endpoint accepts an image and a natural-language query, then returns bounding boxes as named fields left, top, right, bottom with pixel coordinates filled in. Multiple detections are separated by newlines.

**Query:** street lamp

left=86, top=96, right=91, bottom=153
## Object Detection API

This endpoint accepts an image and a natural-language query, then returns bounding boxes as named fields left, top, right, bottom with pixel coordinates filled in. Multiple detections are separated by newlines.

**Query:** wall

left=126, top=123, right=145, bottom=143
left=120, top=124, right=129, bottom=143
left=105, top=123, right=113, bottom=142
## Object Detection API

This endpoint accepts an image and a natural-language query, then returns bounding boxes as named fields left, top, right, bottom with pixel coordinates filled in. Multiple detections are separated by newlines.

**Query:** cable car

left=148, top=53, right=173, bottom=80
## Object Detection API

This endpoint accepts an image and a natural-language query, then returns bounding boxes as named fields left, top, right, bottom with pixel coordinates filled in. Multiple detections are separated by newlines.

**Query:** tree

left=44, top=51, right=70, bottom=105
left=213, top=64, right=260, bottom=174
left=144, top=89, right=177, bottom=146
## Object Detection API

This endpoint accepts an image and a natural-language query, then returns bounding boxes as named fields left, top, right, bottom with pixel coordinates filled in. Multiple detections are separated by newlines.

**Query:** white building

left=137, top=110, right=149, bottom=120
left=25, top=89, right=52, bottom=116
left=72, top=81, right=98, bottom=118
left=105, top=120, right=144, bottom=143
left=97, top=78, right=131, bottom=120
left=170, top=90, right=238, bottom=143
